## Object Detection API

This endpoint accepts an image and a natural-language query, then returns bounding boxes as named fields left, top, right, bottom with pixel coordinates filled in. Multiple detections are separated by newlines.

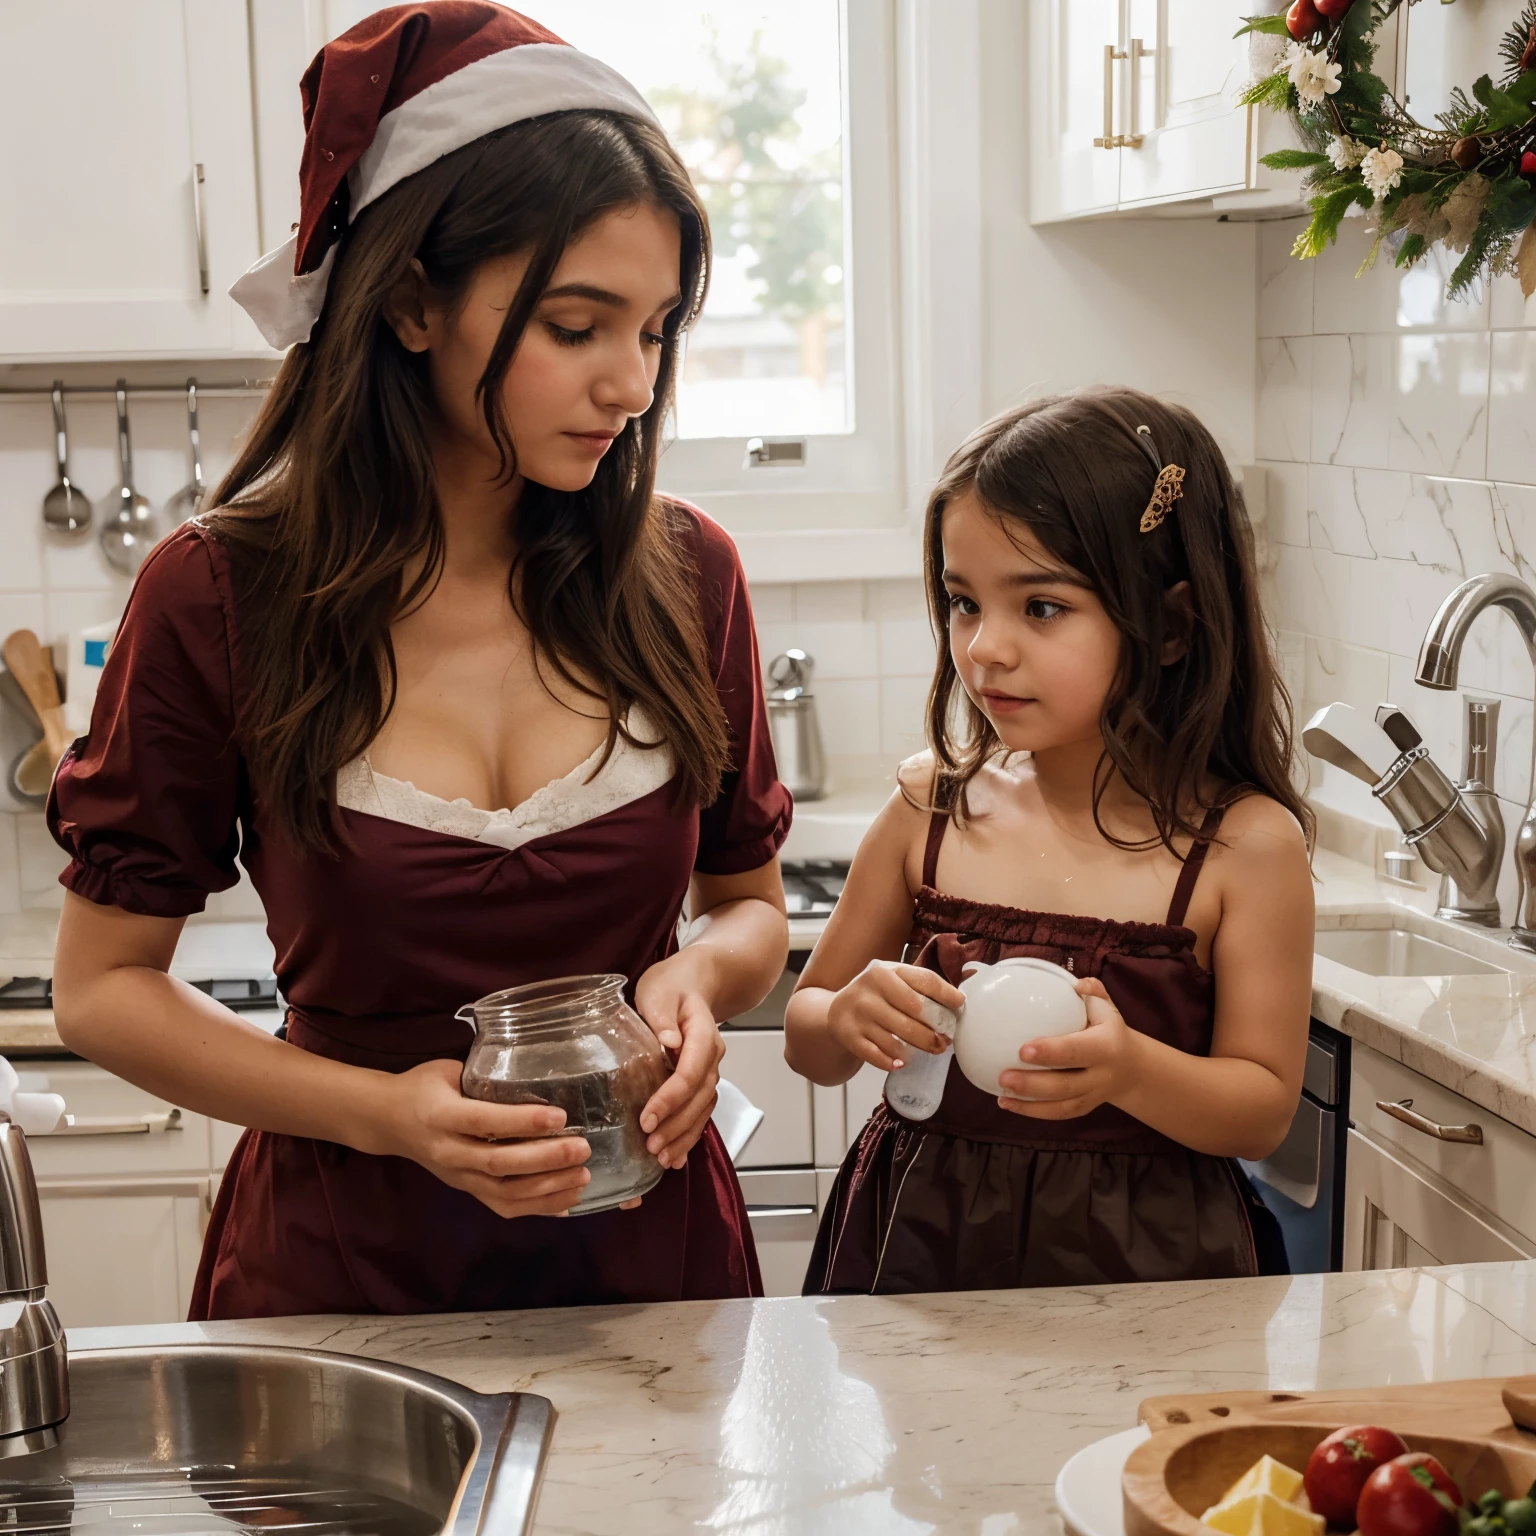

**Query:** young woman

left=786, top=388, right=1314, bottom=1294
left=47, top=4, right=790, bottom=1317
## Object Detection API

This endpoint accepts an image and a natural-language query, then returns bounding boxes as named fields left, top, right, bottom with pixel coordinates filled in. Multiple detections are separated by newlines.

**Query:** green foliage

left=653, top=33, right=842, bottom=322
left=1260, top=149, right=1332, bottom=170
left=1393, top=233, right=1427, bottom=267
left=1234, top=13, right=1291, bottom=36
left=1293, top=184, right=1374, bottom=259
left=1241, top=72, right=1296, bottom=112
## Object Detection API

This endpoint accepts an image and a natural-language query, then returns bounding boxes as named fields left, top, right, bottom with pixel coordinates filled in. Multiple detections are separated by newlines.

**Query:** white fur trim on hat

left=231, top=43, right=658, bottom=350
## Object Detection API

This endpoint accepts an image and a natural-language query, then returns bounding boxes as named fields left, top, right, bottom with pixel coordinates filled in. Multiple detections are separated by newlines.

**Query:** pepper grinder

left=766, top=649, right=827, bottom=801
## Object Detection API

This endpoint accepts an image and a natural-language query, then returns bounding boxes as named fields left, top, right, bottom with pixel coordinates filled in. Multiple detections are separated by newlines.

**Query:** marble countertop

left=70, top=1259, right=1536, bottom=1535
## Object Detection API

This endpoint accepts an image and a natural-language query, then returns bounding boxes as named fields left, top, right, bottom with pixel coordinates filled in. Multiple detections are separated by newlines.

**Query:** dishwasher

left=1239, top=1022, right=1350, bottom=1273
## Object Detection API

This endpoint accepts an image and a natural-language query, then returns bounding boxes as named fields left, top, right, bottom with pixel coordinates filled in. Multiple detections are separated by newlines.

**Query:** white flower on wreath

left=1360, top=146, right=1405, bottom=203
left=1326, top=135, right=1368, bottom=171
left=1287, top=46, right=1342, bottom=106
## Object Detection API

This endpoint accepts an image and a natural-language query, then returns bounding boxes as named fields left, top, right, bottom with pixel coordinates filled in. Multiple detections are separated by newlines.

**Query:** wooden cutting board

left=1122, top=1376, right=1536, bottom=1536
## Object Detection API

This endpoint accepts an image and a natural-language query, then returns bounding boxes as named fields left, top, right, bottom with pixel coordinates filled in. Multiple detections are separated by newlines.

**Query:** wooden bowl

left=1122, top=1377, right=1536, bottom=1536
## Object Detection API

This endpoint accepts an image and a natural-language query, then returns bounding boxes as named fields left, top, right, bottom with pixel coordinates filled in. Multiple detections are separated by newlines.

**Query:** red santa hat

left=231, top=2, right=657, bottom=349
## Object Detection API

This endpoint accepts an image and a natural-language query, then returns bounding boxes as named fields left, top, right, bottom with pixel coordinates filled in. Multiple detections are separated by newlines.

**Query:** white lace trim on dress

left=335, top=707, right=675, bottom=853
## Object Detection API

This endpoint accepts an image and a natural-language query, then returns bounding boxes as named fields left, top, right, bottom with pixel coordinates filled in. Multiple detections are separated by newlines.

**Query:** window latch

left=744, top=437, right=806, bottom=469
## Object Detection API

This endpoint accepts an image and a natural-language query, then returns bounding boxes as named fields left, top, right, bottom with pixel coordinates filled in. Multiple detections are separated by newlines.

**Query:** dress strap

left=921, top=811, right=949, bottom=890
left=1165, top=804, right=1227, bottom=928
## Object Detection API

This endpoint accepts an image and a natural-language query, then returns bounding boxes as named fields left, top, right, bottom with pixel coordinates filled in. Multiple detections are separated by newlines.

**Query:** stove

left=0, top=975, right=281, bottom=1012
left=781, top=859, right=848, bottom=920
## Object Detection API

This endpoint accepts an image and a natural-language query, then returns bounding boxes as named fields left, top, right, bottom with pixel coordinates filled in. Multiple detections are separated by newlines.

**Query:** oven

left=1238, top=1022, right=1350, bottom=1273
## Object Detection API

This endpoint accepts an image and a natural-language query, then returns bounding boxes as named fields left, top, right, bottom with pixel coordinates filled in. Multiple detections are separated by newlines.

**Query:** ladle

left=41, top=384, right=91, bottom=535
left=99, top=381, right=155, bottom=574
left=165, top=379, right=205, bottom=524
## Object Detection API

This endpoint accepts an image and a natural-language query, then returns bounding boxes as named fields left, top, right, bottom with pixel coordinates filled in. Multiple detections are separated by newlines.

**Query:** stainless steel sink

left=0, top=1343, right=553, bottom=1536
left=1314, top=926, right=1503, bottom=977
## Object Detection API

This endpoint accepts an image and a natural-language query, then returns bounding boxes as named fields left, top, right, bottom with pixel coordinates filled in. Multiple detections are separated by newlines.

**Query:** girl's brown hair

left=206, top=111, right=729, bottom=853
left=923, top=386, right=1312, bottom=854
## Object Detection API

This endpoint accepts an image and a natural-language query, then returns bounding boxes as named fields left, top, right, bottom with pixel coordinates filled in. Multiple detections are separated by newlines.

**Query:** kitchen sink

left=0, top=1344, right=553, bottom=1536
left=1314, top=926, right=1504, bottom=978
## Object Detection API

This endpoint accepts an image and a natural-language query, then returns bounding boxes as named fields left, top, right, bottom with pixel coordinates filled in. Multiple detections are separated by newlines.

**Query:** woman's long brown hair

left=208, top=112, right=730, bottom=853
left=923, top=387, right=1313, bottom=854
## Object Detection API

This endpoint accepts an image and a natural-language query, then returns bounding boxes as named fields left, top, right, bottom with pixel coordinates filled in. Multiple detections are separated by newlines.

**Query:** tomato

left=1315, top=0, right=1354, bottom=17
left=1286, top=0, right=1323, bottom=40
left=1304, top=1425, right=1410, bottom=1525
left=1356, top=1453, right=1463, bottom=1536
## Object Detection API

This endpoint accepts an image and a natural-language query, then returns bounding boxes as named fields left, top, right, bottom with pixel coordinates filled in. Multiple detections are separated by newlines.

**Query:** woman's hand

left=826, top=961, right=963, bottom=1074
left=996, top=977, right=1140, bottom=1119
left=375, top=1059, right=595, bottom=1218
left=634, top=949, right=727, bottom=1171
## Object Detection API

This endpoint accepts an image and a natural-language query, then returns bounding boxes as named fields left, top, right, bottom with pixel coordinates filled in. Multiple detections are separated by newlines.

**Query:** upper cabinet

left=1031, top=0, right=1297, bottom=224
left=0, top=0, right=265, bottom=361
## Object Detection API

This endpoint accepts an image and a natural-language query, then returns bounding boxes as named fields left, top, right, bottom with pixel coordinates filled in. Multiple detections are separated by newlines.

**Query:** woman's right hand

left=373, top=1059, right=595, bottom=1218
left=826, top=962, right=964, bottom=1073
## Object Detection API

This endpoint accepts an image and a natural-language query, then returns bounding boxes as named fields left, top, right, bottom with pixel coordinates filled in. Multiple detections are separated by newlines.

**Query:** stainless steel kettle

left=766, top=649, right=827, bottom=801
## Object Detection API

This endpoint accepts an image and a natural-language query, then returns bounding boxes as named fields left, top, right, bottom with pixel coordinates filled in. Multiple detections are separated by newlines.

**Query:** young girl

left=786, top=388, right=1314, bottom=1293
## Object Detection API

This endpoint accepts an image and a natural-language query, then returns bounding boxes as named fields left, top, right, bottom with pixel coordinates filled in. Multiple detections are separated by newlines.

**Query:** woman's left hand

left=996, top=977, right=1140, bottom=1120
left=633, top=948, right=726, bottom=1171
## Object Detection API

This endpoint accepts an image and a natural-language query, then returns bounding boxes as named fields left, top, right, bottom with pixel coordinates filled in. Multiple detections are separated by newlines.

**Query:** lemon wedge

left=1199, top=1489, right=1324, bottom=1536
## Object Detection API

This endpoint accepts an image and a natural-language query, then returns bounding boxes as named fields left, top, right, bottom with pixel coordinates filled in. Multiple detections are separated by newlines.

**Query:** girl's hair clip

left=1134, top=424, right=1185, bottom=533
left=1140, top=464, right=1186, bottom=533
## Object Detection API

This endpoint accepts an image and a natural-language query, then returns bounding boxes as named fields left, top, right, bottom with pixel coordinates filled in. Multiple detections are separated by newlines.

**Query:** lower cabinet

left=38, top=1180, right=208, bottom=1328
left=1343, top=1044, right=1536, bottom=1271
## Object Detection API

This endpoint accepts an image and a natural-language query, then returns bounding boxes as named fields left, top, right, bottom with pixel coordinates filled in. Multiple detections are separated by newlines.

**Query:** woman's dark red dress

left=48, top=505, right=791, bottom=1319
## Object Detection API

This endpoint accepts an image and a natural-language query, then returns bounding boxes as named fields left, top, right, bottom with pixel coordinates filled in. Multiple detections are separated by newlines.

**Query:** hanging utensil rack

left=0, top=381, right=274, bottom=403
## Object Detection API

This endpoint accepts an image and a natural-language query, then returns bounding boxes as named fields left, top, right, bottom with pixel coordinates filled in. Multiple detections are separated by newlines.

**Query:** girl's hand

left=634, top=950, right=726, bottom=1172
left=827, top=961, right=964, bottom=1073
left=377, top=1059, right=595, bottom=1218
left=996, top=977, right=1140, bottom=1120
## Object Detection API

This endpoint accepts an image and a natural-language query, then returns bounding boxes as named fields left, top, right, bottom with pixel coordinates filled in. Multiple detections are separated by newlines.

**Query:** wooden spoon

left=1, top=630, right=70, bottom=763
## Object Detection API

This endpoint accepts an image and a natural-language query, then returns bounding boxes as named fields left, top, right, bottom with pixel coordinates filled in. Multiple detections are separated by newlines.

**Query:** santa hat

left=232, top=2, right=658, bottom=349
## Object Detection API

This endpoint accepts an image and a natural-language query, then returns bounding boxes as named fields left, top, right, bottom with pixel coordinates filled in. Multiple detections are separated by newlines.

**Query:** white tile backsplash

left=1488, top=331, right=1536, bottom=485
left=1262, top=218, right=1536, bottom=931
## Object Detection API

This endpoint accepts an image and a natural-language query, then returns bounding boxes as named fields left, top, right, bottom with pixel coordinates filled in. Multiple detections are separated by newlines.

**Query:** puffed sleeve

left=679, top=504, right=793, bottom=875
left=48, top=525, right=244, bottom=918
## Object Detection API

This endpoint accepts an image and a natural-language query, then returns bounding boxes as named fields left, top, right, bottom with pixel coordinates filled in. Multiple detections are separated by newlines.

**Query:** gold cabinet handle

left=1094, top=43, right=1129, bottom=148
left=1376, top=1098, right=1484, bottom=1145
left=1124, top=38, right=1150, bottom=148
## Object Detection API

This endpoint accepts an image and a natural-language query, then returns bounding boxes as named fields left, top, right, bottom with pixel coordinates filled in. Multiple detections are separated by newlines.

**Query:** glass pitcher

left=456, top=974, right=670, bottom=1215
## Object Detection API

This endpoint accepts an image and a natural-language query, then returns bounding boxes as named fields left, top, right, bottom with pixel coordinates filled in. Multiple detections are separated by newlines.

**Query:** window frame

left=655, top=0, right=904, bottom=532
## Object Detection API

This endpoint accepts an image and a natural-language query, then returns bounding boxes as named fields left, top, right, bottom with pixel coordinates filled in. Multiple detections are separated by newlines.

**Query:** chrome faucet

left=0, top=1114, right=67, bottom=1454
left=1303, top=693, right=1504, bottom=927
left=1417, top=572, right=1536, bottom=948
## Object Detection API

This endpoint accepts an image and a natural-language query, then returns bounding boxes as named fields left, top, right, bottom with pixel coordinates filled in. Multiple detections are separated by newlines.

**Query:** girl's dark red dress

left=48, top=505, right=791, bottom=1319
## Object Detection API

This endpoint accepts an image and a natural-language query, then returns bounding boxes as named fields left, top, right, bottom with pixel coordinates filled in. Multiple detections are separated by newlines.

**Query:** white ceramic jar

left=950, top=957, right=1087, bottom=1096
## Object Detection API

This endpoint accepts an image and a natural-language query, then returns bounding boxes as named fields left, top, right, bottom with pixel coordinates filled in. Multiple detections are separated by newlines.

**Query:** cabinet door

left=1029, top=0, right=1123, bottom=223
left=719, top=1029, right=814, bottom=1168
left=1117, top=0, right=1252, bottom=207
left=0, top=0, right=263, bottom=359
left=1342, top=1130, right=1532, bottom=1272
left=38, top=1179, right=208, bottom=1328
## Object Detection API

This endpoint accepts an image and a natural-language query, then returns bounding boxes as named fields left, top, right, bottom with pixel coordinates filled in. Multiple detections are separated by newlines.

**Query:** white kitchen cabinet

left=1343, top=1043, right=1536, bottom=1271
left=1030, top=1, right=1289, bottom=223
left=38, top=1180, right=207, bottom=1328
left=0, top=0, right=265, bottom=359
left=1343, top=1130, right=1532, bottom=1270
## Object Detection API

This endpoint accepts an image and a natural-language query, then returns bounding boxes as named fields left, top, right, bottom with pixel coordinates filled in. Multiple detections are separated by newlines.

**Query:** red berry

left=1522, top=150, right=1536, bottom=177
left=1316, top=0, right=1354, bottom=16
left=1287, top=0, right=1323, bottom=39
left=1304, top=1425, right=1410, bottom=1525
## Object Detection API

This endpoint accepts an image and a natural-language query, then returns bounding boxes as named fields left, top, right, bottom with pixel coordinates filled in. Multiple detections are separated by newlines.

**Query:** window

left=532, top=0, right=901, bottom=526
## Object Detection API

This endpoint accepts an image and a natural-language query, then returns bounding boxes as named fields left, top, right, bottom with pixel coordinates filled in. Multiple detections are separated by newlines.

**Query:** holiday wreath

left=1239, top=0, right=1536, bottom=296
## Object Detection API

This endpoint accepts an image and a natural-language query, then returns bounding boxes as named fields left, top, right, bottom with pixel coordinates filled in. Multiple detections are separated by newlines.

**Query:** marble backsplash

left=1259, top=215, right=1536, bottom=919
